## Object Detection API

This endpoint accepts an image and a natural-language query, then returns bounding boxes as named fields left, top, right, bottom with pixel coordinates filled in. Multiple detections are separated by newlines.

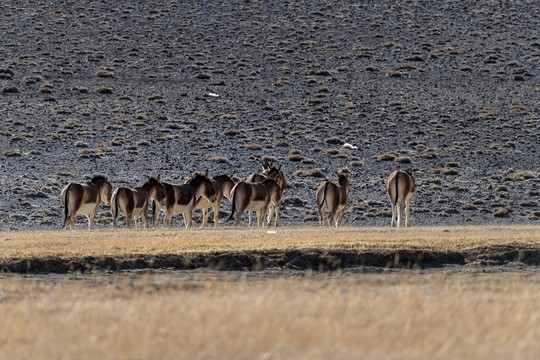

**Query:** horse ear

left=278, top=165, right=282, bottom=171
left=261, top=161, right=268, bottom=170
left=157, top=175, right=161, bottom=181
left=205, top=169, right=209, bottom=177
left=269, top=160, right=274, bottom=167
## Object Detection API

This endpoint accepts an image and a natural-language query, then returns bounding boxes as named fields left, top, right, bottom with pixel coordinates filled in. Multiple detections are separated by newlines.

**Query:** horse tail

left=152, top=199, right=157, bottom=227
left=227, top=187, right=237, bottom=222
left=318, top=182, right=330, bottom=211
left=393, top=171, right=399, bottom=207
left=63, top=184, right=71, bottom=229
left=111, top=190, right=119, bottom=222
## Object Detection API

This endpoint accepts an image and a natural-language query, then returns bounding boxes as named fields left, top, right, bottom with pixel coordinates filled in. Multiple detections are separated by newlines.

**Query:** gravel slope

left=1, top=0, right=539, bottom=230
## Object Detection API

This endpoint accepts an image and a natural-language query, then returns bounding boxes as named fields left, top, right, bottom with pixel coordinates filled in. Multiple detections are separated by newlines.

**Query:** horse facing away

left=111, top=176, right=165, bottom=229
left=246, top=160, right=287, bottom=226
left=153, top=171, right=216, bottom=229
left=227, top=178, right=281, bottom=227
left=194, top=174, right=235, bottom=227
left=61, top=175, right=113, bottom=230
left=387, top=170, right=415, bottom=227
left=316, top=171, right=350, bottom=227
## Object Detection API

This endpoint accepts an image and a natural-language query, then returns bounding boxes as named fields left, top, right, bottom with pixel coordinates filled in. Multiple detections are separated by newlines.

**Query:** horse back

left=162, top=182, right=195, bottom=209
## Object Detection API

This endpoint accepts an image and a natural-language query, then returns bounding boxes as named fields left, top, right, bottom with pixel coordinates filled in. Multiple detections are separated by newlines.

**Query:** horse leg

left=336, top=210, right=345, bottom=227
left=396, top=202, right=403, bottom=228
left=88, top=214, right=95, bottom=230
left=234, top=206, right=246, bottom=226
left=164, top=210, right=172, bottom=229
left=248, top=211, right=253, bottom=227
left=273, top=203, right=280, bottom=227
left=257, top=209, right=265, bottom=227
left=143, top=214, right=148, bottom=229
left=213, top=204, right=220, bottom=227
left=126, top=212, right=132, bottom=229
left=405, top=198, right=411, bottom=227
left=67, top=211, right=75, bottom=230
left=266, top=205, right=274, bottom=226
left=328, top=208, right=337, bottom=227
left=201, top=208, right=208, bottom=228
left=184, top=211, right=193, bottom=229
left=153, top=202, right=162, bottom=229
left=391, top=204, right=397, bottom=227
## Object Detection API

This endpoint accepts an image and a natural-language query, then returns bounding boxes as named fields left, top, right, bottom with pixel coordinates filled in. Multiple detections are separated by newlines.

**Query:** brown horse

left=387, top=170, right=415, bottom=227
left=316, top=172, right=350, bottom=227
left=153, top=171, right=216, bottom=229
left=61, top=175, right=113, bottom=230
left=246, top=160, right=287, bottom=226
left=111, top=176, right=165, bottom=229
left=227, top=178, right=282, bottom=227
left=194, top=174, right=235, bottom=227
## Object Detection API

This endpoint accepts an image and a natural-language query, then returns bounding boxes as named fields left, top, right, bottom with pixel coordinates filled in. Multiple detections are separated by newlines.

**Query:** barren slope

left=1, top=0, right=539, bottom=230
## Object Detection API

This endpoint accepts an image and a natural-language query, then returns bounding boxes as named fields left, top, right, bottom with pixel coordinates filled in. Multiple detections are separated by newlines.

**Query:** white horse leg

left=266, top=205, right=274, bottom=226
left=213, top=205, right=220, bottom=227
left=336, top=210, right=344, bottom=227
left=405, top=198, right=411, bottom=227
left=164, top=210, right=173, bottom=229
left=396, top=202, right=403, bottom=228
left=184, top=212, right=193, bottom=229
left=201, top=208, right=208, bottom=228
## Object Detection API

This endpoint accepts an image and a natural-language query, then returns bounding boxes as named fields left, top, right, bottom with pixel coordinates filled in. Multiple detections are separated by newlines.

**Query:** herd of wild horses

left=60, top=160, right=416, bottom=230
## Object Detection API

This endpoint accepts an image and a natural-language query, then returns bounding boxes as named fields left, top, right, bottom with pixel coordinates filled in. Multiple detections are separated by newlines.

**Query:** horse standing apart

left=153, top=171, right=216, bottom=229
left=227, top=178, right=281, bottom=227
left=246, top=160, right=287, bottom=226
left=61, top=175, right=113, bottom=230
left=194, top=174, right=235, bottom=227
left=316, top=172, right=350, bottom=227
left=111, top=176, right=165, bottom=229
left=387, top=170, right=415, bottom=227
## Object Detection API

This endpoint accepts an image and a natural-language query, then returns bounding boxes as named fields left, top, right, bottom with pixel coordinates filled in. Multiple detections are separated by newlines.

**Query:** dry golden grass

left=0, top=225, right=538, bottom=259
left=1, top=226, right=540, bottom=358
left=1, top=272, right=540, bottom=359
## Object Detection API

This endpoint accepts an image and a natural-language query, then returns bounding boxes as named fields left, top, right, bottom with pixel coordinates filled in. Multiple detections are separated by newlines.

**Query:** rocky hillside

left=1, top=0, right=539, bottom=230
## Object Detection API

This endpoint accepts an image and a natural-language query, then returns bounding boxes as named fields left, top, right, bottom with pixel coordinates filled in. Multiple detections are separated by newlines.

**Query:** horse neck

left=188, top=177, right=206, bottom=197
left=96, top=182, right=108, bottom=199
left=340, top=179, right=349, bottom=195
left=278, top=171, right=287, bottom=193
left=138, top=184, right=152, bottom=198
left=216, top=177, right=234, bottom=199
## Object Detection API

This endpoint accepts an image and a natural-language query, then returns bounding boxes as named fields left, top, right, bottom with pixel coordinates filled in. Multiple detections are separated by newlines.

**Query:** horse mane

left=337, top=173, right=349, bottom=185
left=213, top=174, right=232, bottom=182
left=186, top=172, right=207, bottom=186
left=90, top=175, right=108, bottom=183
left=142, top=176, right=160, bottom=188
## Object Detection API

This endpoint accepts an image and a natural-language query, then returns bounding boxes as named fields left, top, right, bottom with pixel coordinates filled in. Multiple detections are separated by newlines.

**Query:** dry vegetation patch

left=1, top=273, right=540, bottom=359
left=0, top=226, right=539, bottom=272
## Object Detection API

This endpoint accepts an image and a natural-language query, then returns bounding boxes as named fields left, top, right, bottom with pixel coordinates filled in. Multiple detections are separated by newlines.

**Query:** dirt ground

left=3, top=242, right=540, bottom=274
left=1, top=0, right=539, bottom=232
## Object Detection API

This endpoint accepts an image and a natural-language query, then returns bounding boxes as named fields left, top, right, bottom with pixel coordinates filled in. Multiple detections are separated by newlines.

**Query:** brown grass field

left=1, top=225, right=540, bottom=272
left=1, top=225, right=539, bottom=258
left=1, top=226, right=540, bottom=359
